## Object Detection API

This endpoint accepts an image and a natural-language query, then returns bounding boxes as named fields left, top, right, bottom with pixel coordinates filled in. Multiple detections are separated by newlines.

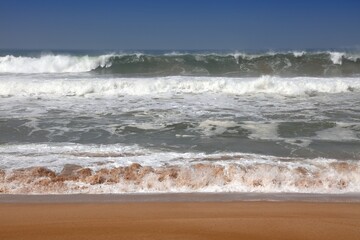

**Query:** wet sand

left=1, top=198, right=360, bottom=240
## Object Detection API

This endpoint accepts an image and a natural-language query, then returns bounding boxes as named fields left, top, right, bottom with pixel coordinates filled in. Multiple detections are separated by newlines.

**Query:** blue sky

left=1, top=0, right=360, bottom=50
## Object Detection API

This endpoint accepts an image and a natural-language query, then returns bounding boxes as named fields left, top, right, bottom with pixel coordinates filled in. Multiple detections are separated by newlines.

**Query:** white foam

left=0, top=143, right=157, bottom=172
left=164, top=51, right=189, bottom=56
left=198, top=120, right=239, bottom=136
left=329, top=52, right=345, bottom=65
left=0, top=54, right=113, bottom=73
left=129, top=123, right=166, bottom=130
left=292, top=51, right=306, bottom=57
left=241, top=122, right=279, bottom=140
left=232, top=52, right=253, bottom=63
left=1, top=143, right=360, bottom=194
left=316, top=123, right=360, bottom=141
left=1, top=75, right=359, bottom=98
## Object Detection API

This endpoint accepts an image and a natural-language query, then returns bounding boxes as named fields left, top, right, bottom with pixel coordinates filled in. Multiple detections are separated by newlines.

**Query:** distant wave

left=1, top=76, right=359, bottom=97
left=1, top=51, right=360, bottom=76
left=0, top=54, right=113, bottom=73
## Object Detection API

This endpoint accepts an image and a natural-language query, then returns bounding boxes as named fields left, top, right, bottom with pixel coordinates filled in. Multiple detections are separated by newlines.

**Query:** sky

left=1, top=0, right=360, bottom=50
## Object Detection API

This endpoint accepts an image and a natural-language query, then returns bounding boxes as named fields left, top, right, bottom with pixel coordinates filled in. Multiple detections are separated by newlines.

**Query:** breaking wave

left=0, top=144, right=359, bottom=194
left=1, top=51, right=360, bottom=76
left=0, top=54, right=113, bottom=73
left=1, top=76, right=359, bottom=97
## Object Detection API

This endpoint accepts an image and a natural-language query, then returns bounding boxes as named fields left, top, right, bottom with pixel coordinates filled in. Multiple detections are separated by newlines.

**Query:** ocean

left=0, top=50, right=360, bottom=194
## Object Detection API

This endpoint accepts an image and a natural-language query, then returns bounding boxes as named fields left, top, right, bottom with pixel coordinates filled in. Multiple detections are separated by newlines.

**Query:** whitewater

left=0, top=50, right=360, bottom=194
left=1, top=75, right=360, bottom=97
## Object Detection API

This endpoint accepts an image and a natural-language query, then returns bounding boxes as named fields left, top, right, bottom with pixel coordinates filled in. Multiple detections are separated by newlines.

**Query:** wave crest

left=1, top=52, right=360, bottom=76
left=0, top=54, right=113, bottom=73
left=1, top=157, right=359, bottom=194
left=0, top=76, right=359, bottom=97
left=1, top=143, right=359, bottom=194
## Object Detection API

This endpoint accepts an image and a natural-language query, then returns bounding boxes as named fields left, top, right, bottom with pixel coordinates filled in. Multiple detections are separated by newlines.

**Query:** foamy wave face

left=329, top=52, right=345, bottom=65
left=0, top=75, right=359, bottom=97
left=0, top=144, right=359, bottom=194
left=0, top=54, right=113, bottom=73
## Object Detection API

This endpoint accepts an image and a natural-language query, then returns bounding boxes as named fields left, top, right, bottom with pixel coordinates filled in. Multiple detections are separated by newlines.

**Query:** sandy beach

left=1, top=197, right=360, bottom=240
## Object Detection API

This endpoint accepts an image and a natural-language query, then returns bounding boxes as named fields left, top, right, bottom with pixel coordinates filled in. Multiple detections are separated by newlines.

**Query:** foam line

left=0, top=75, right=359, bottom=97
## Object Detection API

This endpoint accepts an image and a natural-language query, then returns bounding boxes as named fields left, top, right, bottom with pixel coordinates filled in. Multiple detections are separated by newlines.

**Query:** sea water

left=0, top=50, right=360, bottom=194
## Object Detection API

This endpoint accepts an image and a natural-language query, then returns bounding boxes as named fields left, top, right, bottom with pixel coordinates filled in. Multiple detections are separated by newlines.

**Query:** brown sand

left=1, top=202, right=360, bottom=240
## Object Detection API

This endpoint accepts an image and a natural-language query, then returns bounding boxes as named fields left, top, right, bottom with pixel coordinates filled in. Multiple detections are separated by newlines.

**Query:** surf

left=1, top=51, right=360, bottom=76
left=1, top=75, right=359, bottom=97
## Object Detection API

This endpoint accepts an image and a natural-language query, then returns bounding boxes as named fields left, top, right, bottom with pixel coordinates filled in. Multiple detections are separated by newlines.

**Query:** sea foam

left=1, top=143, right=359, bottom=194
left=0, top=75, right=359, bottom=97
left=0, top=54, right=113, bottom=73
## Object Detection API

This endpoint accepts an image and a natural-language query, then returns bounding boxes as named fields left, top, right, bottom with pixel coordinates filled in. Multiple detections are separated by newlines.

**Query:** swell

left=97, top=52, right=360, bottom=77
left=1, top=52, right=360, bottom=76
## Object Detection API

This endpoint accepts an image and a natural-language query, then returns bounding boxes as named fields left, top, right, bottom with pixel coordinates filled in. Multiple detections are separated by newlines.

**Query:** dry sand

left=1, top=201, right=360, bottom=240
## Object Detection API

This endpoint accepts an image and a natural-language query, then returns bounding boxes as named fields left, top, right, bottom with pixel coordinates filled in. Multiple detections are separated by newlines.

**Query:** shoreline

left=1, top=192, right=360, bottom=203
